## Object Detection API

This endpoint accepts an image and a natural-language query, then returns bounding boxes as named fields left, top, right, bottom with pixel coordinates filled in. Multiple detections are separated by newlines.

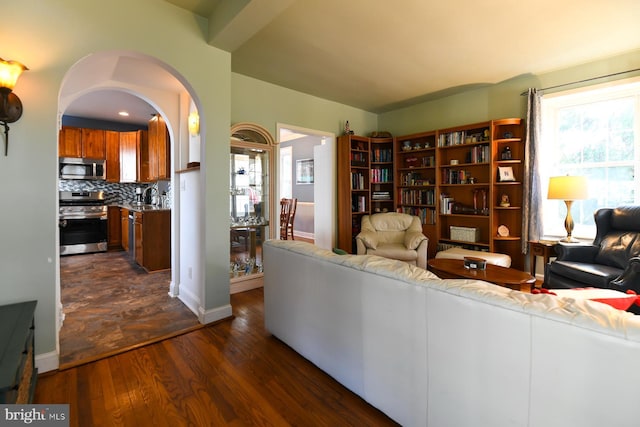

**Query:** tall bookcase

left=370, top=137, right=395, bottom=215
left=432, top=118, right=525, bottom=270
left=395, top=131, right=438, bottom=258
left=337, top=135, right=370, bottom=253
left=490, top=118, right=525, bottom=269
left=337, top=119, right=525, bottom=268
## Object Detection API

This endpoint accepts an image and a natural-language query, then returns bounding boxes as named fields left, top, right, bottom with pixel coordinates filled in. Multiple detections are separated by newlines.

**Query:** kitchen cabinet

left=81, top=128, right=106, bottom=158
left=105, top=130, right=120, bottom=182
left=58, top=126, right=81, bottom=158
left=107, top=206, right=122, bottom=250
left=58, top=126, right=105, bottom=159
left=133, top=209, right=170, bottom=271
left=147, top=115, right=170, bottom=181
left=120, top=207, right=129, bottom=252
left=119, top=130, right=148, bottom=183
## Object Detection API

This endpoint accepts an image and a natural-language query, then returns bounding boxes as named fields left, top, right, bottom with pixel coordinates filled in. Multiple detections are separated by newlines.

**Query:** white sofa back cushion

left=264, top=240, right=640, bottom=427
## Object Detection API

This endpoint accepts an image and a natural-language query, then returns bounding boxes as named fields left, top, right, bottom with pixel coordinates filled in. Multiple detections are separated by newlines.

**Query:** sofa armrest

left=404, top=231, right=427, bottom=250
left=555, top=244, right=599, bottom=262
left=416, top=238, right=428, bottom=269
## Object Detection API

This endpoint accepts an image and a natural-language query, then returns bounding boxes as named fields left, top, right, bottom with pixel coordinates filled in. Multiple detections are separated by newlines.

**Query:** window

left=540, top=78, right=640, bottom=240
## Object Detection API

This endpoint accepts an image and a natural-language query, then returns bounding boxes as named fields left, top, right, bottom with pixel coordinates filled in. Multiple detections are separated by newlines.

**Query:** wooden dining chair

left=279, top=198, right=299, bottom=240
left=287, top=198, right=298, bottom=240
left=279, top=198, right=293, bottom=240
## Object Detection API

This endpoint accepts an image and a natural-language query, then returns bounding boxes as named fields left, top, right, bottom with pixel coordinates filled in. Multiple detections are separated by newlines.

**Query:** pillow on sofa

left=332, top=248, right=348, bottom=255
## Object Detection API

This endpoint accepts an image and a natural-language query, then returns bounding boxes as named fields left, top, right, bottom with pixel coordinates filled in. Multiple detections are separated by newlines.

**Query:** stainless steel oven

left=59, top=191, right=108, bottom=255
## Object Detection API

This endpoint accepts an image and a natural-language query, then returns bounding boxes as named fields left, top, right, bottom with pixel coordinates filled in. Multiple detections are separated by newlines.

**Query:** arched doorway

left=229, top=123, right=276, bottom=294
left=56, top=51, right=204, bottom=366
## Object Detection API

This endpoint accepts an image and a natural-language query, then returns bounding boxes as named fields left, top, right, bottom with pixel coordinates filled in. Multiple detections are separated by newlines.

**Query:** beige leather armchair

left=356, top=212, right=428, bottom=269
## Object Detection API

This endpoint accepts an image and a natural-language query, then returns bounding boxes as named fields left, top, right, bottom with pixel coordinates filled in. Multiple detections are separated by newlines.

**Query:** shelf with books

left=338, top=134, right=372, bottom=252
left=395, top=131, right=437, bottom=257
left=370, top=137, right=394, bottom=215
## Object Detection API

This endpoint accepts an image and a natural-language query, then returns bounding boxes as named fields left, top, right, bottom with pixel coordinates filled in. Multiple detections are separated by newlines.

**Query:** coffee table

left=427, top=258, right=536, bottom=292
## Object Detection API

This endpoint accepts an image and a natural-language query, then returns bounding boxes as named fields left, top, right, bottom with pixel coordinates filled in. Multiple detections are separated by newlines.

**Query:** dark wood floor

left=36, top=288, right=398, bottom=427
left=59, top=251, right=201, bottom=368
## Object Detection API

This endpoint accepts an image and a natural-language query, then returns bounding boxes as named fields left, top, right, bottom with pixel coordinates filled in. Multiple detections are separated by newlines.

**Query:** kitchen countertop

left=113, top=203, right=171, bottom=212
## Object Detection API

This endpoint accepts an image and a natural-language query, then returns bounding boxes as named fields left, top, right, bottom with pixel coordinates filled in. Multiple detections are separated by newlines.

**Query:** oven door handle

left=59, top=214, right=108, bottom=220
left=59, top=219, right=67, bottom=228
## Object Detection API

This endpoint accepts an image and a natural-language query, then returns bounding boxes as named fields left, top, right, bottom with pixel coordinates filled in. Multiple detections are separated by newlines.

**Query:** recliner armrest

left=555, top=244, right=599, bottom=262
left=355, top=231, right=378, bottom=249
left=609, top=256, right=640, bottom=293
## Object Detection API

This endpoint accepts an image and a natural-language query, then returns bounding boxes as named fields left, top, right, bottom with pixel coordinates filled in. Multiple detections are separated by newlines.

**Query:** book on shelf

left=350, top=172, right=366, bottom=189
left=440, top=193, right=454, bottom=214
left=372, top=191, right=391, bottom=200
left=371, top=167, right=392, bottom=183
left=371, top=148, right=393, bottom=163
left=399, top=206, right=436, bottom=225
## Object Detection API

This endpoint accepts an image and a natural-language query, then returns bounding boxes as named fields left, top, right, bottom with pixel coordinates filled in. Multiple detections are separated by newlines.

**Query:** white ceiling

left=170, top=0, right=640, bottom=113
left=65, top=0, right=640, bottom=124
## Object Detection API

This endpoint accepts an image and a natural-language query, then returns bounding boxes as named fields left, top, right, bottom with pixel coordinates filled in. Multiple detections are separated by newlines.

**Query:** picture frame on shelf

left=296, top=158, right=314, bottom=184
left=497, top=166, right=515, bottom=182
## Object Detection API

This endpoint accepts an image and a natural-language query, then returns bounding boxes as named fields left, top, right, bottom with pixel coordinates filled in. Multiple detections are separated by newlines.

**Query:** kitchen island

left=110, top=204, right=171, bottom=272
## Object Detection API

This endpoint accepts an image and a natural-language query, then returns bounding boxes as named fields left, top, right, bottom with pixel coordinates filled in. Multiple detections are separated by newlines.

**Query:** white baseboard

left=199, top=304, right=232, bottom=324
left=293, top=230, right=314, bottom=240
left=230, top=273, right=263, bottom=294
left=177, top=284, right=201, bottom=318
left=36, top=350, right=59, bottom=373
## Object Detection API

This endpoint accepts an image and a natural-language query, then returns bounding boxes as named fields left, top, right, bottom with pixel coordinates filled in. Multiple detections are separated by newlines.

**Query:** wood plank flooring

left=59, top=251, right=201, bottom=368
left=36, top=288, right=398, bottom=426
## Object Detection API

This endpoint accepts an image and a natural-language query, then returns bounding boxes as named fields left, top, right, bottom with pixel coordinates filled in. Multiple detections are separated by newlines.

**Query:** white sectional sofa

left=263, top=240, right=640, bottom=427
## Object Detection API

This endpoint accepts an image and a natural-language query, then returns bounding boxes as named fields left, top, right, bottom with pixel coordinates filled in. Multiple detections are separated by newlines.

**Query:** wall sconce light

left=188, top=111, right=200, bottom=136
left=0, top=58, right=28, bottom=156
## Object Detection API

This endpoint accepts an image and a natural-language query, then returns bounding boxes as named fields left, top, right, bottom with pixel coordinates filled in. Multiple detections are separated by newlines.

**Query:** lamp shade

left=0, top=58, right=28, bottom=91
left=547, top=175, right=589, bottom=200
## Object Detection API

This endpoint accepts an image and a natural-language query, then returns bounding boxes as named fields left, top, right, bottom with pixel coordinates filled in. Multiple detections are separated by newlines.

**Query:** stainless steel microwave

left=59, top=157, right=106, bottom=180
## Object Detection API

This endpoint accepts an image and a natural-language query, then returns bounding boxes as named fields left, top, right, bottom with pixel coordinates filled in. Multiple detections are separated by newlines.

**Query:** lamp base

left=559, top=236, right=581, bottom=243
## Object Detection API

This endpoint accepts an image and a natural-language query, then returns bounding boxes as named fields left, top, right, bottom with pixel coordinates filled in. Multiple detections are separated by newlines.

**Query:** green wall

left=379, top=50, right=640, bottom=135
left=1, top=0, right=231, bottom=363
left=232, top=73, right=378, bottom=139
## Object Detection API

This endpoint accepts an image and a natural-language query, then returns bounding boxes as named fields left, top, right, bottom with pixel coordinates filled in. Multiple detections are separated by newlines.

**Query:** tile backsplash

left=59, top=180, right=172, bottom=207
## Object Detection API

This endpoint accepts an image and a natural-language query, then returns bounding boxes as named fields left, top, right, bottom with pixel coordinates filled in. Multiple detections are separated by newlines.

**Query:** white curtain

left=522, top=89, right=543, bottom=253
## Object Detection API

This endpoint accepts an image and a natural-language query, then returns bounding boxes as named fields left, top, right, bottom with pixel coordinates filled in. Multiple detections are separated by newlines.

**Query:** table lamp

left=547, top=175, right=588, bottom=243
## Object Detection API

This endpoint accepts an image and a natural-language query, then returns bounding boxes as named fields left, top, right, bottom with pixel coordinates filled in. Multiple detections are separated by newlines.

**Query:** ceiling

left=65, top=0, right=640, bottom=124
left=169, top=0, right=640, bottom=113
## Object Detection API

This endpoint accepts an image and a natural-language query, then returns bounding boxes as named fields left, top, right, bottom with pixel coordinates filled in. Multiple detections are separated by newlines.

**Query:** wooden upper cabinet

left=58, top=127, right=82, bottom=158
left=105, top=130, right=120, bottom=182
left=58, top=126, right=105, bottom=159
left=138, top=130, right=151, bottom=183
left=147, top=115, right=170, bottom=181
left=157, top=116, right=170, bottom=180
left=119, top=131, right=140, bottom=183
left=81, top=128, right=106, bottom=159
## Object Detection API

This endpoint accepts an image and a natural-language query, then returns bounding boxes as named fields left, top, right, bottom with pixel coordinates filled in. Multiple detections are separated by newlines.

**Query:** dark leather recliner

left=544, top=206, right=640, bottom=290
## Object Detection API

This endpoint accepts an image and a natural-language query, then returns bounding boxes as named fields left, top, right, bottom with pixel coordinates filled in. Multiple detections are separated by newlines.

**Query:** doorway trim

left=54, top=50, right=202, bottom=371
left=230, top=122, right=277, bottom=294
left=276, top=123, right=336, bottom=250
